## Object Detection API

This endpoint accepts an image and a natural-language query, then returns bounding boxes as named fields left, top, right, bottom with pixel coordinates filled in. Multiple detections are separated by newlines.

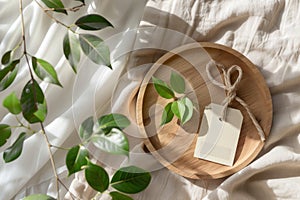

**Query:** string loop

left=206, top=60, right=265, bottom=141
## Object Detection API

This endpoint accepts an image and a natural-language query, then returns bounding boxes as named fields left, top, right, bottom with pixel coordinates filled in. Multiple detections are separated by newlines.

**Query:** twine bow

left=206, top=60, right=265, bottom=142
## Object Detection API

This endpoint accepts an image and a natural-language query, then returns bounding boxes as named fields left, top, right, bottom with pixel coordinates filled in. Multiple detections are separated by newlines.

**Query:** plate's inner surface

left=137, top=42, right=273, bottom=179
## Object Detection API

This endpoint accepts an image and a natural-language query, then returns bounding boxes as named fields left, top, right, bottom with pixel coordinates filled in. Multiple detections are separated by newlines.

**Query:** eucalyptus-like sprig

left=152, top=72, right=194, bottom=126
left=0, top=0, right=151, bottom=199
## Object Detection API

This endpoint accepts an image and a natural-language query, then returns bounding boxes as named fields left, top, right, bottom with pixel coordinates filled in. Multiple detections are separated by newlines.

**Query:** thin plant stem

left=58, top=179, right=78, bottom=200
left=43, top=3, right=85, bottom=12
left=33, top=0, right=76, bottom=33
left=19, top=0, right=60, bottom=199
left=40, top=123, right=60, bottom=200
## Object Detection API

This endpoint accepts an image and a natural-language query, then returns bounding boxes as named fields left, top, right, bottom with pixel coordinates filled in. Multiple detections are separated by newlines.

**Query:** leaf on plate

left=152, top=76, right=174, bottom=99
left=32, top=57, right=62, bottom=87
left=75, top=14, right=113, bottom=31
left=20, top=80, right=47, bottom=123
left=79, top=34, right=111, bottom=68
left=171, top=100, right=186, bottom=122
left=111, top=166, right=151, bottom=194
left=3, top=92, right=22, bottom=115
left=63, top=31, right=81, bottom=73
left=3, top=132, right=26, bottom=163
left=160, top=102, right=174, bottom=126
left=181, top=97, right=194, bottom=124
left=170, top=71, right=185, bottom=94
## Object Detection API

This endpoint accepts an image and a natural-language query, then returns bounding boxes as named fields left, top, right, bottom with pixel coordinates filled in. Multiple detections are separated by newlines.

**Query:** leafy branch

left=0, top=0, right=151, bottom=199
left=152, top=72, right=195, bottom=126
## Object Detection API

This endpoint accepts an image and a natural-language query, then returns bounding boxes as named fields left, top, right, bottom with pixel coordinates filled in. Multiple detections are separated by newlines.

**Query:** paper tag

left=194, top=103, right=243, bottom=166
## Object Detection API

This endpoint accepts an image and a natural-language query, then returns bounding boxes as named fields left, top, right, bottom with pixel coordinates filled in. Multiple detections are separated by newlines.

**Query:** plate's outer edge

left=136, top=42, right=273, bottom=179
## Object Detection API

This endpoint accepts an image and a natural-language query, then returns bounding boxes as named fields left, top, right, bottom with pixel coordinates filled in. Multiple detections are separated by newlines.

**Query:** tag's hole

left=219, top=117, right=223, bottom=122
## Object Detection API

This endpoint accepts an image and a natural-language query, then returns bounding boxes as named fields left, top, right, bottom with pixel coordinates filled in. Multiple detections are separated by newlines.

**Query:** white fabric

left=136, top=0, right=300, bottom=200
left=0, top=0, right=148, bottom=199
left=1, top=0, right=300, bottom=200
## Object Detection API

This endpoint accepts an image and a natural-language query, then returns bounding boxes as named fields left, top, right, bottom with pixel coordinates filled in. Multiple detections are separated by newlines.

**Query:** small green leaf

left=79, top=34, right=111, bottom=68
left=0, top=60, right=19, bottom=91
left=111, top=166, right=151, bottom=194
left=3, top=132, right=26, bottom=163
left=92, top=128, right=129, bottom=156
left=79, top=117, right=94, bottom=141
left=97, top=113, right=130, bottom=134
left=0, top=124, right=11, bottom=147
left=85, top=161, right=109, bottom=193
left=41, top=0, right=67, bottom=14
left=75, top=14, right=113, bottom=31
left=3, top=92, right=22, bottom=114
left=171, top=100, right=186, bottom=121
left=20, top=80, right=47, bottom=123
left=152, top=76, right=174, bottom=99
left=170, top=71, right=185, bottom=94
left=63, top=31, right=81, bottom=73
left=32, top=57, right=62, bottom=87
left=161, top=102, right=174, bottom=126
left=23, top=194, right=56, bottom=200
left=110, top=191, right=133, bottom=200
left=66, top=145, right=89, bottom=176
left=181, top=97, right=194, bottom=124
left=1, top=50, right=12, bottom=65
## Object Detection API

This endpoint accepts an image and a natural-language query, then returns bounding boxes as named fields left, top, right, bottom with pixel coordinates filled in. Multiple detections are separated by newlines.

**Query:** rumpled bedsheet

left=0, top=0, right=300, bottom=200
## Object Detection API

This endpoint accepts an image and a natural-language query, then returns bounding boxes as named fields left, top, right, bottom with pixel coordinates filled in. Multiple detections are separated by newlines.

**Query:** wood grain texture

left=136, top=42, right=273, bottom=179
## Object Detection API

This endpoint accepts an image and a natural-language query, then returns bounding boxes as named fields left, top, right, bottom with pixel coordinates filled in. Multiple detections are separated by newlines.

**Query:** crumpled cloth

left=1, top=0, right=300, bottom=200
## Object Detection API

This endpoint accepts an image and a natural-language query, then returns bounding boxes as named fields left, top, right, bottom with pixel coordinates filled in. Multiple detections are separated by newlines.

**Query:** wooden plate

left=136, top=42, right=273, bottom=179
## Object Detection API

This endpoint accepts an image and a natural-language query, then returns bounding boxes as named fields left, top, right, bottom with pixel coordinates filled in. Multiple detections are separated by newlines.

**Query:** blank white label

left=194, top=103, right=243, bottom=166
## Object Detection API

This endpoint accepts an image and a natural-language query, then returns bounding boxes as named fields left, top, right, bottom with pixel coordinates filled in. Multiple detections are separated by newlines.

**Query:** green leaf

left=0, top=124, right=11, bottom=147
left=41, top=0, right=67, bottom=14
left=1, top=50, right=12, bottom=65
left=110, top=191, right=133, bottom=200
left=79, top=34, right=111, bottom=68
left=3, top=92, right=22, bottom=114
left=181, top=97, right=194, bottom=124
left=170, top=71, right=185, bottom=94
left=23, top=194, right=56, bottom=200
left=97, top=113, right=130, bottom=134
left=3, top=132, right=26, bottom=163
left=152, top=77, right=174, bottom=99
left=20, top=80, right=47, bottom=123
left=63, top=31, right=81, bottom=73
left=92, top=128, right=129, bottom=156
left=171, top=100, right=186, bottom=122
left=32, top=57, right=62, bottom=87
left=75, top=14, right=113, bottom=31
left=66, top=145, right=89, bottom=176
left=0, top=60, right=19, bottom=91
left=111, top=166, right=151, bottom=194
left=160, top=102, right=174, bottom=126
left=85, top=161, right=109, bottom=193
left=79, top=116, right=94, bottom=141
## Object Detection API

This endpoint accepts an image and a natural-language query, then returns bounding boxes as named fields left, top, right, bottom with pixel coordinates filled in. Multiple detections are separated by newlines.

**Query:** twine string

left=206, top=60, right=266, bottom=142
